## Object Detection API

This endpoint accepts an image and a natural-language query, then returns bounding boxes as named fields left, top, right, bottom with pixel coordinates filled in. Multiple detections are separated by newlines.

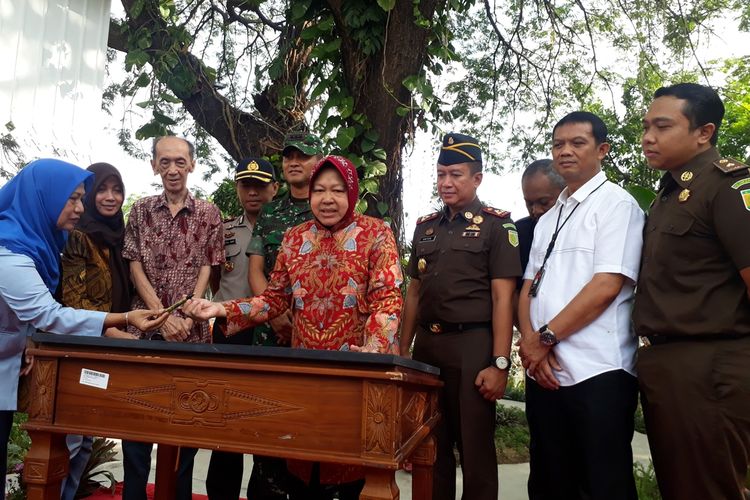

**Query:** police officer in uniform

left=634, top=83, right=750, bottom=500
left=400, top=133, right=521, bottom=500
left=206, top=157, right=278, bottom=499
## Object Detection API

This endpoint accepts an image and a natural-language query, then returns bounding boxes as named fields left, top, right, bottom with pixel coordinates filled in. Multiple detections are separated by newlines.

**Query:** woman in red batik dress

left=183, top=154, right=402, bottom=499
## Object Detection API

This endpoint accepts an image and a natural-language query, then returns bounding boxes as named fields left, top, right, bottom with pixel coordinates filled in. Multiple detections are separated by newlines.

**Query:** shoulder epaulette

left=482, top=206, right=511, bottom=218
left=416, top=212, right=439, bottom=224
left=714, top=157, right=749, bottom=174
left=222, top=217, right=234, bottom=224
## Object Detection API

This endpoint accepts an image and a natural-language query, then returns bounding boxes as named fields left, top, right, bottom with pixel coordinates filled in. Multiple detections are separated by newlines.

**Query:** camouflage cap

left=282, top=131, right=323, bottom=156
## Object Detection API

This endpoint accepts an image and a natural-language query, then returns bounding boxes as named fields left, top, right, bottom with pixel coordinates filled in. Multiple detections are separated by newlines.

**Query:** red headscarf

left=309, top=155, right=360, bottom=230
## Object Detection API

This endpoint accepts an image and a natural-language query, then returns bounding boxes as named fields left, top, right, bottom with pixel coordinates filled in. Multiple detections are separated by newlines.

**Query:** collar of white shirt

left=557, top=170, right=608, bottom=206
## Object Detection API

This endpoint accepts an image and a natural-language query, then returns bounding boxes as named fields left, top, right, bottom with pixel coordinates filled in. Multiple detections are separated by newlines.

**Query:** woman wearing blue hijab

left=0, top=159, right=168, bottom=497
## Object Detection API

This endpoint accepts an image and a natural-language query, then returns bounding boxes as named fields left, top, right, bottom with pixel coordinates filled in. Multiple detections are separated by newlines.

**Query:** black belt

left=646, top=333, right=750, bottom=345
left=420, top=321, right=491, bottom=334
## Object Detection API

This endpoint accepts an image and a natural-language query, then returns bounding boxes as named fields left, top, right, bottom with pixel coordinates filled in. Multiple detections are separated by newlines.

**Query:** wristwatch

left=538, top=324, right=559, bottom=346
left=492, top=355, right=510, bottom=371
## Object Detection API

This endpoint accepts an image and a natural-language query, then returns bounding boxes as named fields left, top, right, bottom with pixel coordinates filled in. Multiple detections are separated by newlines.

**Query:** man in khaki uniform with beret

left=634, top=82, right=750, bottom=500
left=400, top=133, right=521, bottom=500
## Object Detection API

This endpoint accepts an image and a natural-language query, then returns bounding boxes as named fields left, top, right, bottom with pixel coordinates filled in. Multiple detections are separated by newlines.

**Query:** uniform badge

left=224, top=231, right=235, bottom=238
left=731, top=178, right=750, bottom=190
left=472, top=215, right=484, bottom=224
left=425, top=228, right=434, bottom=235
left=417, top=258, right=427, bottom=273
left=462, top=231, right=480, bottom=238
left=224, top=261, right=235, bottom=272
left=741, top=189, right=750, bottom=211
left=678, top=189, right=691, bottom=203
left=465, top=224, right=481, bottom=231
left=224, top=238, right=236, bottom=245
left=508, top=230, right=519, bottom=247
left=464, top=211, right=473, bottom=220
left=447, top=136, right=455, bottom=145
left=680, top=171, right=693, bottom=182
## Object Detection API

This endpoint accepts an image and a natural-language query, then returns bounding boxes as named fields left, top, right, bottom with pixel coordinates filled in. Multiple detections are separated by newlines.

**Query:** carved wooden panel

left=111, top=377, right=302, bottom=426
left=28, top=359, right=57, bottom=423
left=362, top=381, right=398, bottom=457
left=24, top=457, right=67, bottom=482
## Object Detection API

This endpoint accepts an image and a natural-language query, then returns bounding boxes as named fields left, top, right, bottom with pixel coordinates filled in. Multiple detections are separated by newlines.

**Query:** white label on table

left=79, top=368, right=109, bottom=389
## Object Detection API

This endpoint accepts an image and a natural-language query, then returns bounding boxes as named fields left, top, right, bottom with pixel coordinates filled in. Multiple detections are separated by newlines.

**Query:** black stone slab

left=32, top=332, right=439, bottom=375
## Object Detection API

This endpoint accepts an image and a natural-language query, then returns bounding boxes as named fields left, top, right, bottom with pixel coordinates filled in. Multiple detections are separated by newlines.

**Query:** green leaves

left=625, top=186, right=657, bottom=213
left=124, top=50, right=149, bottom=71
left=336, top=126, right=357, bottom=149
left=377, top=0, right=396, bottom=11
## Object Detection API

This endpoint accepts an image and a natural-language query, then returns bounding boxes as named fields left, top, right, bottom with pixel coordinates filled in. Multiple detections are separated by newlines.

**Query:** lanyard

left=529, top=179, right=607, bottom=297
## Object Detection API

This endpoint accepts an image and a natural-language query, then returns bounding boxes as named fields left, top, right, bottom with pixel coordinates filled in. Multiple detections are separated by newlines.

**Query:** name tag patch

left=419, top=236, right=436, bottom=242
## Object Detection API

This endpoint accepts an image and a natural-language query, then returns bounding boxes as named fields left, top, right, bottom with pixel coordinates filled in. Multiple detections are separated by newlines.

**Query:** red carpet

left=88, top=482, right=247, bottom=499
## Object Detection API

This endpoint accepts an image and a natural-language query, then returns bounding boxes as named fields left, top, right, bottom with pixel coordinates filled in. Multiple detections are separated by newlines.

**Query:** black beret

left=437, top=133, right=482, bottom=166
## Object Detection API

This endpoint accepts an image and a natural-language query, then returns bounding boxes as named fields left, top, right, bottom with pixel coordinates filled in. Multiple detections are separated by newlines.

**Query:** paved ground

left=101, top=417, right=652, bottom=499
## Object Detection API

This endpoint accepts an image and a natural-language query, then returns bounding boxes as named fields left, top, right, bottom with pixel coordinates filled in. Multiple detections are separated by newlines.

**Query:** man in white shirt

left=518, top=111, right=645, bottom=500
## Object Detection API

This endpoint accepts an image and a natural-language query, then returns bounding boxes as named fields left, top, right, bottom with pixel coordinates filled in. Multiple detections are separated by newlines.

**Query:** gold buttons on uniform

left=417, top=258, right=427, bottom=273
left=472, top=215, right=483, bottom=224
left=464, top=211, right=473, bottom=220
left=678, top=189, right=691, bottom=203
left=425, top=228, right=434, bottom=236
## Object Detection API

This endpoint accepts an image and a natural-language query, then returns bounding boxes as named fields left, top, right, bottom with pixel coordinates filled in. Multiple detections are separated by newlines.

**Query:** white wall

left=0, top=0, right=111, bottom=168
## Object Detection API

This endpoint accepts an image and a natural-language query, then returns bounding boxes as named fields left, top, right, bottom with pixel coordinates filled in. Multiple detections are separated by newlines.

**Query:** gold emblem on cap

left=472, top=215, right=483, bottom=224
left=678, top=189, right=691, bottom=203
left=425, top=228, right=434, bottom=236
left=417, top=258, right=427, bottom=273
left=247, top=161, right=259, bottom=171
left=448, top=136, right=454, bottom=145
left=464, top=211, right=473, bottom=220
left=680, top=171, right=693, bottom=182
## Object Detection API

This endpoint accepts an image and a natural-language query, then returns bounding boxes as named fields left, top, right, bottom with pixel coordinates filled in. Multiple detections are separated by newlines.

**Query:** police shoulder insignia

left=482, top=207, right=511, bottom=218
left=714, top=157, right=749, bottom=175
left=416, top=212, right=439, bottom=224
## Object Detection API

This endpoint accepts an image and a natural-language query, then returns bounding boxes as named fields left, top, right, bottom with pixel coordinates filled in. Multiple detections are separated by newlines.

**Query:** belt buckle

left=429, top=323, right=442, bottom=334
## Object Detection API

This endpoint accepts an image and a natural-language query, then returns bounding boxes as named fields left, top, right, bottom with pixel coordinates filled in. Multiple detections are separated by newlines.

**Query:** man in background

left=634, top=83, right=750, bottom=500
left=400, top=133, right=520, bottom=500
left=205, top=157, right=278, bottom=499
left=122, top=135, right=224, bottom=500
left=518, top=112, right=644, bottom=500
left=515, top=159, right=565, bottom=277
left=243, top=132, right=322, bottom=498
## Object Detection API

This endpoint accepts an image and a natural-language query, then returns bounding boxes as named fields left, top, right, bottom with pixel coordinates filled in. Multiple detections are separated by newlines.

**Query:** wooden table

left=19, top=333, right=442, bottom=500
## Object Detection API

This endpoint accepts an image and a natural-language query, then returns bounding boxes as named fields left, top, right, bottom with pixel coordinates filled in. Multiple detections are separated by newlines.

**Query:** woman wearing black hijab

left=58, top=163, right=135, bottom=499
left=60, top=163, right=134, bottom=335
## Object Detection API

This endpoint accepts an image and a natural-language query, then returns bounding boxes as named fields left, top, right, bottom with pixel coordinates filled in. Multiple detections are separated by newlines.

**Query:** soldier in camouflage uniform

left=243, top=132, right=323, bottom=499
left=246, top=132, right=323, bottom=346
